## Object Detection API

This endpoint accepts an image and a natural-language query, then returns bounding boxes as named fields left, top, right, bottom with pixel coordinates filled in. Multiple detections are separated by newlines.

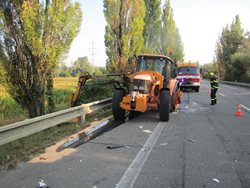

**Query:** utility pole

left=89, top=41, right=96, bottom=73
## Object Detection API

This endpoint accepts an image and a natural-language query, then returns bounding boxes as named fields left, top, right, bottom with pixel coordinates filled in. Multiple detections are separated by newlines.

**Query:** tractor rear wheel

left=159, top=90, right=170, bottom=122
left=112, top=89, right=125, bottom=120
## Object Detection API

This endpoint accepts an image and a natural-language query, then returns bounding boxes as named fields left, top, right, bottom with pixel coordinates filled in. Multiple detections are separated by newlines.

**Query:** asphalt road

left=0, top=80, right=249, bottom=188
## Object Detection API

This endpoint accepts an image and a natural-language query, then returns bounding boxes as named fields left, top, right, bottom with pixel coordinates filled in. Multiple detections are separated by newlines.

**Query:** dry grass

left=0, top=77, right=79, bottom=125
left=53, top=77, right=78, bottom=91
left=0, top=85, right=8, bottom=97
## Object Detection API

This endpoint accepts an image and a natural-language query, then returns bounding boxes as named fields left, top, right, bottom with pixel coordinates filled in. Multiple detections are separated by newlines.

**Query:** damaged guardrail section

left=0, top=98, right=112, bottom=146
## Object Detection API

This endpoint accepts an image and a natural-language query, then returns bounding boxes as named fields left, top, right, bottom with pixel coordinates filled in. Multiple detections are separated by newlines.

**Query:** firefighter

left=209, top=72, right=219, bottom=105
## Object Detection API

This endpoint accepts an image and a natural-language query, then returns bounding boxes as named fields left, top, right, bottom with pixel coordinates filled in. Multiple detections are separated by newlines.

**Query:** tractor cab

left=136, top=54, right=174, bottom=79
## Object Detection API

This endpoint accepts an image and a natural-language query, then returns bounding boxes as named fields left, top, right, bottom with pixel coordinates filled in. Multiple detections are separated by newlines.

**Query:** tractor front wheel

left=112, top=89, right=125, bottom=120
left=129, top=110, right=141, bottom=120
left=159, top=90, right=170, bottom=122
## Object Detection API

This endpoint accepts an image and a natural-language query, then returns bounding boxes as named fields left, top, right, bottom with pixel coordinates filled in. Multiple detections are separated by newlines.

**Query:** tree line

left=56, top=56, right=107, bottom=77
left=0, top=0, right=82, bottom=117
left=0, top=0, right=184, bottom=119
left=104, top=0, right=184, bottom=72
left=214, top=15, right=250, bottom=82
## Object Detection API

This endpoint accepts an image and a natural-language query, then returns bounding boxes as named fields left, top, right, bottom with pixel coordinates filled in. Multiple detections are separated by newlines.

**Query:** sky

left=65, top=0, right=250, bottom=67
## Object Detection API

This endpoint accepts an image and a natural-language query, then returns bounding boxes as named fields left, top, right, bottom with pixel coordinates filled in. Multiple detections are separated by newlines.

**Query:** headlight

left=131, top=91, right=136, bottom=101
left=130, top=79, right=151, bottom=94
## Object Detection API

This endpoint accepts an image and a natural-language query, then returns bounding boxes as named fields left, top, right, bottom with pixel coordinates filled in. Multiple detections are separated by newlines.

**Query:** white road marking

left=218, top=92, right=250, bottom=113
left=240, top=104, right=250, bottom=112
left=116, top=121, right=167, bottom=188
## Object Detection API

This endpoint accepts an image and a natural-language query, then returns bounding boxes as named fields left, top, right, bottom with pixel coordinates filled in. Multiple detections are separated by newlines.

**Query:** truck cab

left=176, top=62, right=200, bottom=92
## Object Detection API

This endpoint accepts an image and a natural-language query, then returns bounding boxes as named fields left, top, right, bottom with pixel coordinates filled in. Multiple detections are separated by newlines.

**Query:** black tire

left=195, top=86, right=199, bottom=92
left=129, top=110, right=141, bottom=120
left=159, top=90, right=170, bottom=122
left=112, top=89, right=125, bottom=120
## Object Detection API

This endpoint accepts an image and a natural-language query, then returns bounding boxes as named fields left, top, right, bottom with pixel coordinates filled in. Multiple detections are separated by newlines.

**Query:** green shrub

left=0, top=96, right=28, bottom=123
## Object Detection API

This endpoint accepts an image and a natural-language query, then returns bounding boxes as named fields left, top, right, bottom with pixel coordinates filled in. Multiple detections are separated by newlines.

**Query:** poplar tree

left=143, top=0, right=161, bottom=53
left=161, top=0, right=175, bottom=56
left=0, top=0, right=82, bottom=117
left=104, top=0, right=145, bottom=72
left=214, top=39, right=223, bottom=79
left=172, top=28, right=184, bottom=61
left=161, top=0, right=184, bottom=61
left=216, top=15, right=244, bottom=80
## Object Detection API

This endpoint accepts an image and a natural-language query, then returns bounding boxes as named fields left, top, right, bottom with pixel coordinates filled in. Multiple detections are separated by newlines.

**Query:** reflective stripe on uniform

left=211, top=80, right=218, bottom=83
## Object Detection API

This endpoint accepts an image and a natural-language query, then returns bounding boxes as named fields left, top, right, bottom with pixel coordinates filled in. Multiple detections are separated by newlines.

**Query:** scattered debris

left=138, top=125, right=144, bottom=129
left=185, top=105, right=189, bottom=110
left=212, top=178, right=220, bottom=183
left=160, top=143, right=168, bottom=146
left=106, top=144, right=126, bottom=149
left=143, top=129, right=152, bottom=134
left=185, top=139, right=197, bottom=143
left=36, top=179, right=49, bottom=188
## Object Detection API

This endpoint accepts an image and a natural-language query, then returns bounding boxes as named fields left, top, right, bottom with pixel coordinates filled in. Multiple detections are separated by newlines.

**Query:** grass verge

left=0, top=108, right=112, bottom=170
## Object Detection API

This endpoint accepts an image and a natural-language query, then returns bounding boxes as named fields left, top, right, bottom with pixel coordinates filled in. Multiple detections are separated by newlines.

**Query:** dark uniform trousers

left=210, top=75, right=219, bottom=105
left=210, top=88, right=218, bottom=104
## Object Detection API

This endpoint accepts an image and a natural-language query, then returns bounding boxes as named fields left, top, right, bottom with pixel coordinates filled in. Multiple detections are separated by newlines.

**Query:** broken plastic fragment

left=185, top=139, right=197, bottom=143
left=160, top=143, right=168, bottom=146
left=212, top=178, right=220, bottom=183
left=143, top=129, right=152, bottom=134
left=36, top=180, right=49, bottom=188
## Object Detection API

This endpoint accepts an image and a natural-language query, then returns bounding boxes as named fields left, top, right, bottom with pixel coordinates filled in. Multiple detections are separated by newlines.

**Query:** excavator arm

left=69, top=74, right=92, bottom=107
left=68, top=73, right=126, bottom=107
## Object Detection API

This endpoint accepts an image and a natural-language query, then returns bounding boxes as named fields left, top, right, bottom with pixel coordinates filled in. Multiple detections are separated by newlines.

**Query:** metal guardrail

left=220, top=80, right=250, bottom=88
left=0, top=98, right=112, bottom=146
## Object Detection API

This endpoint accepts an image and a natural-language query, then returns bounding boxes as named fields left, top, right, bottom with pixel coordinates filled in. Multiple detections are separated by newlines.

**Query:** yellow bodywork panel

left=120, top=95, right=148, bottom=112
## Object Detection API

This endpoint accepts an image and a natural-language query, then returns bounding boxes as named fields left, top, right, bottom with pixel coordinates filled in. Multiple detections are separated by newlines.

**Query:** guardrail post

left=80, top=112, right=85, bottom=127
left=80, top=105, right=91, bottom=127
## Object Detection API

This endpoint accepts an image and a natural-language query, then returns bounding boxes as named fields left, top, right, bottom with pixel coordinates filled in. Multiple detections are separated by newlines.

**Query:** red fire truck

left=176, top=62, right=200, bottom=92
